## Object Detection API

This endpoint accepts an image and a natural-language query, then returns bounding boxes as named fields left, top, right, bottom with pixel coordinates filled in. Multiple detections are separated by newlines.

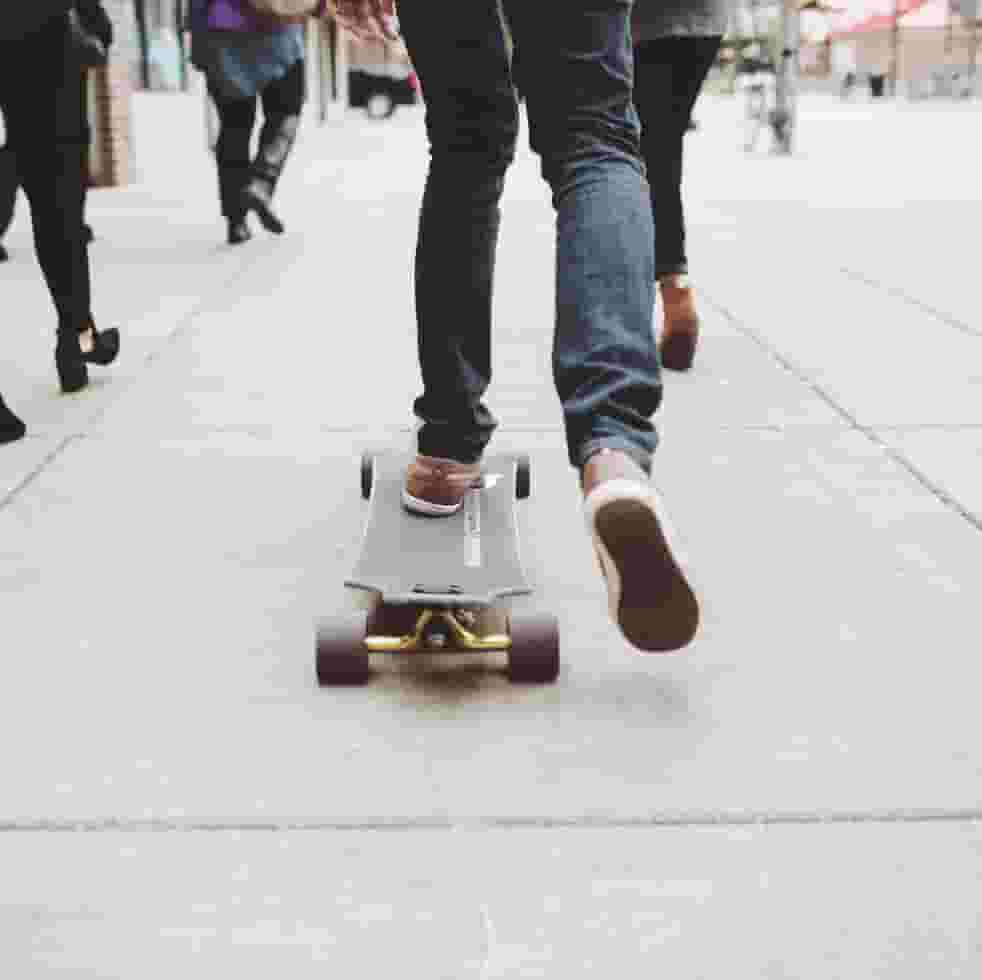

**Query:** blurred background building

left=731, top=0, right=979, bottom=95
left=84, top=1, right=980, bottom=187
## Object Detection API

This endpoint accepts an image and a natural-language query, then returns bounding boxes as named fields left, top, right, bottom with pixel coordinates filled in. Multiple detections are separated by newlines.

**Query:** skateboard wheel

left=507, top=612, right=559, bottom=683
left=316, top=614, right=371, bottom=686
left=361, top=453, right=374, bottom=500
left=515, top=454, right=531, bottom=500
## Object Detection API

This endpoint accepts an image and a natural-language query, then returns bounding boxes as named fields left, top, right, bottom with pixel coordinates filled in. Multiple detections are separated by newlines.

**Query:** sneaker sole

left=402, top=488, right=464, bottom=517
left=590, top=492, right=699, bottom=652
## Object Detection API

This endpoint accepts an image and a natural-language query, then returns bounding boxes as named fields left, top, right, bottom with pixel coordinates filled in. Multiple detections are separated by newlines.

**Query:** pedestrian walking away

left=632, top=0, right=729, bottom=371
left=188, top=0, right=327, bottom=245
left=0, top=2, right=121, bottom=442
left=0, top=2, right=111, bottom=260
left=336, top=0, right=700, bottom=654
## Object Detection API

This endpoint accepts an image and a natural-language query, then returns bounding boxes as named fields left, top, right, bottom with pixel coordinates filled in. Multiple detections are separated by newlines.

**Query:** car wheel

left=366, top=92, right=396, bottom=120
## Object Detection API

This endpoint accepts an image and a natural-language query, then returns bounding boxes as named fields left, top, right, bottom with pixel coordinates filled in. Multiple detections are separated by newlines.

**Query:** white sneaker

left=582, top=450, right=699, bottom=652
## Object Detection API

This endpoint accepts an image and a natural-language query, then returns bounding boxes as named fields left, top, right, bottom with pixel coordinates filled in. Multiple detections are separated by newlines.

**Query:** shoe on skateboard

left=402, top=454, right=482, bottom=516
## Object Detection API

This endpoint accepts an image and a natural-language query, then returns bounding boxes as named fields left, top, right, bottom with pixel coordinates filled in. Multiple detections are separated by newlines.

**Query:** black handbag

left=66, top=7, right=109, bottom=68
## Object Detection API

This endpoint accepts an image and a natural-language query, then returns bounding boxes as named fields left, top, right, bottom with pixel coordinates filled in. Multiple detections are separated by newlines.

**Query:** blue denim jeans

left=397, top=0, right=660, bottom=473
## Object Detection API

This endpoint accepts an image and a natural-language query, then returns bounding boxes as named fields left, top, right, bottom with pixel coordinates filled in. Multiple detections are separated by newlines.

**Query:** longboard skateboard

left=316, top=451, right=560, bottom=685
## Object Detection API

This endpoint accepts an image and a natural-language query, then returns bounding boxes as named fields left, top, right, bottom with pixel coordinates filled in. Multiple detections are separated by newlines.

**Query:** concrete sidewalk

left=1, top=91, right=980, bottom=976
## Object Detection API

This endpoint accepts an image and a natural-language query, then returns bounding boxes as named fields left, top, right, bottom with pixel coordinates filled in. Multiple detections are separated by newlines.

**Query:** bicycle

left=742, top=72, right=791, bottom=154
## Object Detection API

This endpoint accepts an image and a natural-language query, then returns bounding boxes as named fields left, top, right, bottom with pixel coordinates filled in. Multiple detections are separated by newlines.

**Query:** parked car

left=348, top=65, right=419, bottom=120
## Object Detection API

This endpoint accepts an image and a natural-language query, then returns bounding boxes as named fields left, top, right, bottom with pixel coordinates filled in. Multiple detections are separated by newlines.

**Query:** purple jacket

left=207, top=0, right=286, bottom=33
left=204, top=0, right=327, bottom=33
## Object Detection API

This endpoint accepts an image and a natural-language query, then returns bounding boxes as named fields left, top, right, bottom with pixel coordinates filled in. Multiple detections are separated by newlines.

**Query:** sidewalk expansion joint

left=839, top=266, right=982, bottom=340
left=0, top=433, right=85, bottom=511
left=0, top=250, right=261, bottom=515
left=703, top=293, right=982, bottom=537
left=2, top=810, right=982, bottom=834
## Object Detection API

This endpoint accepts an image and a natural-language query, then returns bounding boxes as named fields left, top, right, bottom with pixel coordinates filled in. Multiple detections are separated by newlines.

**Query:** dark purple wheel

left=316, top=614, right=371, bottom=686
left=361, top=453, right=375, bottom=500
left=507, top=612, right=560, bottom=683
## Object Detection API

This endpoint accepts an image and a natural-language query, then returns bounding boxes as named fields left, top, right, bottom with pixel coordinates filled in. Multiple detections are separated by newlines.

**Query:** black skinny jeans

left=633, top=35, right=722, bottom=279
left=0, top=15, right=91, bottom=332
left=208, top=60, right=305, bottom=219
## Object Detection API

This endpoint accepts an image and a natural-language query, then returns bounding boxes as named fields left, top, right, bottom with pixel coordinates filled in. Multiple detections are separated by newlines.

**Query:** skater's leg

left=397, top=0, right=518, bottom=467
left=506, top=0, right=658, bottom=473
left=506, top=0, right=698, bottom=651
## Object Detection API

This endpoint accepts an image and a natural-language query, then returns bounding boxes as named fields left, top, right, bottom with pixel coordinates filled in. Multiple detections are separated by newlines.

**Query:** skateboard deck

left=315, top=450, right=560, bottom=685
left=346, top=451, right=531, bottom=607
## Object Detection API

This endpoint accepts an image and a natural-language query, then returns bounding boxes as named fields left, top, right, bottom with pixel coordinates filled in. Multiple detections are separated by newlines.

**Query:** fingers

left=330, top=0, right=399, bottom=42
left=377, top=0, right=400, bottom=40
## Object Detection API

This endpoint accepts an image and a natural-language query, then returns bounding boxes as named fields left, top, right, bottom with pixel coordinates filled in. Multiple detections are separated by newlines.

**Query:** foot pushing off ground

left=583, top=450, right=699, bottom=653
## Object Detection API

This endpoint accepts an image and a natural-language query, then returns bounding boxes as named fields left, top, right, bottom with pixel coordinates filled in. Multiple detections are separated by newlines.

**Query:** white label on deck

left=464, top=488, right=482, bottom=568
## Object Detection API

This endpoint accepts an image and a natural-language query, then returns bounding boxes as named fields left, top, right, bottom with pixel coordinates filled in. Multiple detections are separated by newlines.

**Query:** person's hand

left=328, top=0, right=399, bottom=42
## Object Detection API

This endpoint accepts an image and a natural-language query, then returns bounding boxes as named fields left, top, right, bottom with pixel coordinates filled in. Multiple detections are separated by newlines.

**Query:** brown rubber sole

left=593, top=498, right=699, bottom=652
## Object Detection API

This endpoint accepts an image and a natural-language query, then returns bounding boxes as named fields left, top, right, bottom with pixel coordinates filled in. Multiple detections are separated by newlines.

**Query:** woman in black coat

left=0, top=0, right=111, bottom=256
left=632, top=1, right=729, bottom=372
left=0, top=2, right=119, bottom=445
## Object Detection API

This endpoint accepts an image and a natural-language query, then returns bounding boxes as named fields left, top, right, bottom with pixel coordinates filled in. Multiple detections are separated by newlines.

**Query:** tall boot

left=217, top=163, right=252, bottom=245
left=241, top=114, right=299, bottom=235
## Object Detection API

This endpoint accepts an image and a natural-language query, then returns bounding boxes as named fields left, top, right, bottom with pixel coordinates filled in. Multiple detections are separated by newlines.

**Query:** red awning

left=831, top=0, right=929, bottom=36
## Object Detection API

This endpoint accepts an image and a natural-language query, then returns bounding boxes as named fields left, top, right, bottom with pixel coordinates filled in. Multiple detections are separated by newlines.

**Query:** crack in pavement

left=702, top=292, right=982, bottom=537
left=2, top=809, right=981, bottom=833
left=838, top=265, right=982, bottom=340
left=0, top=250, right=265, bottom=514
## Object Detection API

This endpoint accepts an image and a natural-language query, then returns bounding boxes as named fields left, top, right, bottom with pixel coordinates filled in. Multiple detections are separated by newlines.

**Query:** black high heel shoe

left=55, top=321, right=121, bottom=394
left=0, top=394, right=26, bottom=444
left=227, top=216, right=252, bottom=246
left=241, top=180, right=285, bottom=235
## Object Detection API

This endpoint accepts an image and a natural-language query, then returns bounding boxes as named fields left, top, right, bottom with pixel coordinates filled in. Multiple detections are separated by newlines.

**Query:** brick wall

left=840, top=26, right=980, bottom=81
left=89, top=63, right=133, bottom=187
left=88, top=0, right=139, bottom=187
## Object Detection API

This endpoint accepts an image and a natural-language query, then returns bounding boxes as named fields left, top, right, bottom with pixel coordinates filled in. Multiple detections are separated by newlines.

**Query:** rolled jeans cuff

left=577, top=438, right=653, bottom=477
